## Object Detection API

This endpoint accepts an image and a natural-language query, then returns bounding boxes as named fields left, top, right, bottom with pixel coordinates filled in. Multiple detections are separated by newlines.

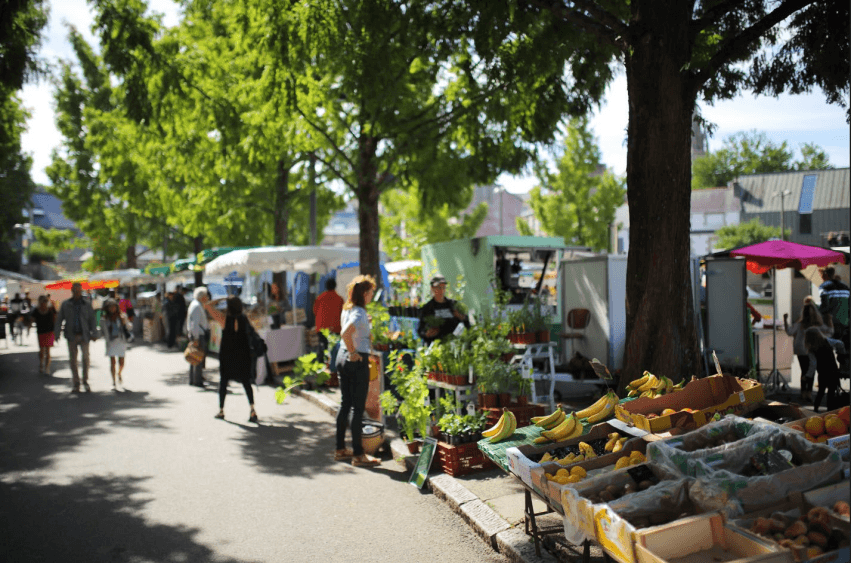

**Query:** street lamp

left=772, top=189, right=792, bottom=240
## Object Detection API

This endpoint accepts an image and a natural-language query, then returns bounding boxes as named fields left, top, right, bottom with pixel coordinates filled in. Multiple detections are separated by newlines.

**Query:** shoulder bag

left=244, top=316, right=268, bottom=359
left=184, top=339, right=205, bottom=365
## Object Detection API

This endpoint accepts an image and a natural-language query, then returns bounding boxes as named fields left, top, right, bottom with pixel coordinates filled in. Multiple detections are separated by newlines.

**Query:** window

left=798, top=174, right=817, bottom=235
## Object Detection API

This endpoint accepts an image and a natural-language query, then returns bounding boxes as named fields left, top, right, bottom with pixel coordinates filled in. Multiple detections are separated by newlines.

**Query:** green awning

left=145, top=264, right=172, bottom=276
left=196, top=246, right=252, bottom=265
left=172, top=256, right=200, bottom=272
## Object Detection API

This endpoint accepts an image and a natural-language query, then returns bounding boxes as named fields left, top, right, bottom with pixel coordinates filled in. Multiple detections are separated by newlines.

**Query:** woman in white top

left=784, top=296, right=832, bottom=401
left=100, top=298, right=130, bottom=390
left=334, top=275, right=381, bottom=468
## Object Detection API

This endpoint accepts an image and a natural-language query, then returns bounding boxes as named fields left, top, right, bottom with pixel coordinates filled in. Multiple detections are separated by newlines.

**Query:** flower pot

left=449, top=434, right=462, bottom=446
left=406, top=440, right=421, bottom=454
left=501, top=352, right=515, bottom=363
left=374, top=343, right=390, bottom=352
left=516, top=394, right=528, bottom=406
left=499, top=392, right=511, bottom=407
left=479, top=393, right=498, bottom=408
left=537, top=330, right=550, bottom=343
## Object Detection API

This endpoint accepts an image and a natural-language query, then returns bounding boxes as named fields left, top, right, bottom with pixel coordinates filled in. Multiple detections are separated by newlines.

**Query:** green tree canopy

left=523, top=118, right=625, bottom=252
left=692, top=131, right=833, bottom=189
left=715, top=218, right=789, bottom=250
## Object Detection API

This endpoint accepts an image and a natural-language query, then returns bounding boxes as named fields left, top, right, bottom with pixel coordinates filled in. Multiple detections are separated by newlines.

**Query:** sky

left=20, top=0, right=851, bottom=195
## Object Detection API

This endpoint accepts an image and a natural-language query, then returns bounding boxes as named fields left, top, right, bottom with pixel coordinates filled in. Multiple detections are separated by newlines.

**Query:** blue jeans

left=336, top=358, right=370, bottom=455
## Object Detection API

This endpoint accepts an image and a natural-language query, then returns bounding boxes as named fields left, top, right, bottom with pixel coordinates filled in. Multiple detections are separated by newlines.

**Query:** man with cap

left=417, top=276, right=470, bottom=344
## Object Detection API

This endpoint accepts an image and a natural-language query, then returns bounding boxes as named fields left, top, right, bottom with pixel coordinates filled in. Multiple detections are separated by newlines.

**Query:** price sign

left=408, top=437, right=438, bottom=490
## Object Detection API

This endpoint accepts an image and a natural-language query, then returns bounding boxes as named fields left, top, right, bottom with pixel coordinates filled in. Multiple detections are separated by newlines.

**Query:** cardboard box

left=506, top=420, right=650, bottom=496
left=560, top=462, right=681, bottom=545
left=634, top=512, right=790, bottom=563
left=615, top=375, right=765, bottom=434
left=748, top=401, right=808, bottom=425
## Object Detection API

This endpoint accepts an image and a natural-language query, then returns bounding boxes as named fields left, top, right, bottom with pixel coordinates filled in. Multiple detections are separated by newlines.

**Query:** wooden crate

left=436, top=441, right=495, bottom=477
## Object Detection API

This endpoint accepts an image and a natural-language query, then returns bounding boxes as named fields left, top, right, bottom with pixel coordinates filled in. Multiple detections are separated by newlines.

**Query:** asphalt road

left=0, top=332, right=508, bottom=563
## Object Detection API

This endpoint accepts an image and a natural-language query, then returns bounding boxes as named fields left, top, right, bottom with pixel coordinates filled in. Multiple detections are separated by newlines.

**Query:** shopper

left=204, top=296, right=258, bottom=423
left=55, top=282, right=98, bottom=392
left=177, top=286, right=189, bottom=337
left=819, top=267, right=850, bottom=346
left=335, top=275, right=381, bottom=467
left=22, top=291, right=33, bottom=337
left=804, top=327, right=843, bottom=412
left=314, top=277, right=344, bottom=365
left=9, top=292, right=23, bottom=345
left=417, top=276, right=469, bottom=345
left=186, top=286, right=210, bottom=387
left=163, top=292, right=179, bottom=347
left=32, top=295, right=57, bottom=375
left=784, top=296, right=832, bottom=401
left=100, top=298, right=130, bottom=390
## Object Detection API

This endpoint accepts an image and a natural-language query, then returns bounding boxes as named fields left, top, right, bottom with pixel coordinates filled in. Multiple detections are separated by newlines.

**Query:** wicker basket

left=361, top=420, right=385, bottom=456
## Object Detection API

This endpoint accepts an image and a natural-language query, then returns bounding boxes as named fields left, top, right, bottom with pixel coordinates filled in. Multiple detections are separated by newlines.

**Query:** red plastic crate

left=482, top=404, right=546, bottom=428
left=436, top=441, right=495, bottom=477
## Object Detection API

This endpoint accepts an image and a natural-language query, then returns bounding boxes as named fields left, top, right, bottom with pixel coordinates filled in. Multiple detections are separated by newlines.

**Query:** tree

left=453, top=0, right=849, bottom=389
left=715, top=218, right=789, bottom=250
left=524, top=118, right=625, bottom=251
left=692, top=131, right=834, bottom=189
left=379, top=188, right=488, bottom=261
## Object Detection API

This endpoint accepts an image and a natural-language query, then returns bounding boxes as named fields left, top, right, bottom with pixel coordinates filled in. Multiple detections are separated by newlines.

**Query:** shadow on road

left=0, top=475, right=251, bottom=563
left=0, top=350, right=175, bottom=475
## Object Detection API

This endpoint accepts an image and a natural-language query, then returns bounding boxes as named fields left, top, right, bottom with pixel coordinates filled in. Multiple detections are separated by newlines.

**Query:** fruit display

left=747, top=507, right=850, bottom=562
left=613, top=450, right=647, bottom=470
left=544, top=465, right=588, bottom=485
left=625, top=371, right=684, bottom=399
left=574, top=390, right=619, bottom=423
left=526, top=436, right=625, bottom=463
left=482, top=408, right=518, bottom=443
left=796, top=408, right=850, bottom=444
left=531, top=408, right=583, bottom=444
left=584, top=464, right=660, bottom=503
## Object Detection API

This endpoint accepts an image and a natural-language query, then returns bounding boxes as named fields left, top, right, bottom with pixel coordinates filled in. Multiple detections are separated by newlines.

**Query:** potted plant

left=380, top=350, right=432, bottom=453
left=367, top=302, right=393, bottom=351
left=275, top=352, right=330, bottom=403
left=527, top=295, right=551, bottom=343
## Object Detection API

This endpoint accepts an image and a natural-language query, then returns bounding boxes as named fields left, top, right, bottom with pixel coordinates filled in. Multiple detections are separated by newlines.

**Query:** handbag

left=184, top=339, right=205, bottom=365
left=244, top=317, right=268, bottom=359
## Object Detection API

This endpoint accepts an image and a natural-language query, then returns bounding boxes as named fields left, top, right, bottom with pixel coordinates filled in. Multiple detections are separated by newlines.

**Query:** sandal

left=214, top=411, right=225, bottom=419
left=249, top=411, right=258, bottom=423
left=351, top=454, right=381, bottom=467
left=334, top=449, right=354, bottom=461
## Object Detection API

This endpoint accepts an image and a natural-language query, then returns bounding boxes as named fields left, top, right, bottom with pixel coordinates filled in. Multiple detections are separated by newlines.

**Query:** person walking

left=335, top=275, right=381, bottom=467
left=186, top=286, right=210, bottom=387
left=804, top=327, right=843, bottom=412
left=100, top=298, right=130, bottom=390
left=164, top=292, right=180, bottom=348
left=54, top=282, right=98, bottom=392
left=784, top=296, right=832, bottom=401
left=313, top=277, right=344, bottom=365
left=22, top=291, right=33, bottom=338
left=9, top=292, right=23, bottom=345
left=819, top=266, right=850, bottom=346
left=177, top=286, right=189, bottom=337
left=204, top=296, right=258, bottom=422
left=32, top=295, right=57, bottom=374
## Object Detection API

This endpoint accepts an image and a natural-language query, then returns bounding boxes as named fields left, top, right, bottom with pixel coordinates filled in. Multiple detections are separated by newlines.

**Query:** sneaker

left=71, top=387, right=81, bottom=393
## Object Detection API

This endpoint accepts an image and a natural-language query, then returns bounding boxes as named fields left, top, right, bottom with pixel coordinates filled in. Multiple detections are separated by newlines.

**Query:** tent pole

left=772, top=266, right=777, bottom=387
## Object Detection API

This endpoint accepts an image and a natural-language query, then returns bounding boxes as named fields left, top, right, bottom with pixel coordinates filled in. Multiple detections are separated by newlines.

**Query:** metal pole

left=780, top=192, right=785, bottom=241
left=772, top=267, right=777, bottom=388
left=499, top=189, right=504, bottom=235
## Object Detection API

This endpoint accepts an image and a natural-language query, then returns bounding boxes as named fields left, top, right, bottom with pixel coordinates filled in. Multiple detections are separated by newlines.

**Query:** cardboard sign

left=408, top=437, right=438, bottom=489
left=589, top=358, right=613, bottom=381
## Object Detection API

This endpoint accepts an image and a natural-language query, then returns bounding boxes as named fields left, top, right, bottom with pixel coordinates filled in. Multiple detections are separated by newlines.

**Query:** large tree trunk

left=621, top=1, right=701, bottom=390
left=356, top=131, right=382, bottom=286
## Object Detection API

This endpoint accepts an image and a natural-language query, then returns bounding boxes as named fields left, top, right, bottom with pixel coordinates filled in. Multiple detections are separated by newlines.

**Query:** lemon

left=570, top=466, right=587, bottom=478
left=567, top=474, right=583, bottom=483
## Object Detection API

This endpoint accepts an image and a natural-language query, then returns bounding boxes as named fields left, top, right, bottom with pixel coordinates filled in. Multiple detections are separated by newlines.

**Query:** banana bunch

left=533, top=412, right=582, bottom=444
left=532, top=406, right=566, bottom=430
left=576, top=390, right=620, bottom=423
left=604, top=432, right=629, bottom=453
left=483, top=408, right=518, bottom=443
left=626, top=372, right=685, bottom=399
left=578, top=441, right=597, bottom=460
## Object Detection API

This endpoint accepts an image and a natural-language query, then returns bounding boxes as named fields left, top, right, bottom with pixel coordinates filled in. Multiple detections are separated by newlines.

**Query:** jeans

left=797, top=355, right=812, bottom=395
left=336, top=358, right=370, bottom=455
left=189, top=333, right=207, bottom=386
left=67, top=334, right=90, bottom=388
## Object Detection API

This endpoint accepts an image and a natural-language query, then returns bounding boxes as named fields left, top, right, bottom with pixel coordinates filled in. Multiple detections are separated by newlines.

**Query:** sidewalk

left=292, top=374, right=835, bottom=563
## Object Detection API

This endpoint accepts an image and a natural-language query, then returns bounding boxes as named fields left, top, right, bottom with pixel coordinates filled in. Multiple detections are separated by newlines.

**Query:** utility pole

left=773, top=189, right=791, bottom=240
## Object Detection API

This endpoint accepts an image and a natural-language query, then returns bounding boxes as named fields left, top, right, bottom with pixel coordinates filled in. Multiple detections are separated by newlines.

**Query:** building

left=320, top=199, right=360, bottom=247
left=464, top=185, right=526, bottom=237
left=689, top=188, right=742, bottom=256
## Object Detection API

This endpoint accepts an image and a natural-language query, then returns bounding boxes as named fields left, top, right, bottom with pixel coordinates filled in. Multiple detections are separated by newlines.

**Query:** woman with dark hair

left=100, top=298, right=130, bottom=390
left=335, top=275, right=380, bottom=467
left=33, top=294, right=57, bottom=374
left=204, top=296, right=258, bottom=422
left=804, top=326, right=843, bottom=412
left=784, top=296, right=832, bottom=401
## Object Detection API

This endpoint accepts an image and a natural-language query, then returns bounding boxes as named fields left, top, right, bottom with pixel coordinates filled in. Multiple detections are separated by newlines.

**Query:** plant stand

left=427, top=380, right=477, bottom=415
left=508, top=342, right=558, bottom=410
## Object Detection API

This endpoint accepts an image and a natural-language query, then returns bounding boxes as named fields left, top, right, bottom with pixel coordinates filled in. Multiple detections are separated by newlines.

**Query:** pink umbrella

left=730, top=240, right=846, bottom=391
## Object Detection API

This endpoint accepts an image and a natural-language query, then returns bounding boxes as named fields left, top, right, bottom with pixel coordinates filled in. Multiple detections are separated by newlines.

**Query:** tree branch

left=521, top=0, right=627, bottom=51
left=690, top=0, right=813, bottom=92
left=292, top=101, right=358, bottom=174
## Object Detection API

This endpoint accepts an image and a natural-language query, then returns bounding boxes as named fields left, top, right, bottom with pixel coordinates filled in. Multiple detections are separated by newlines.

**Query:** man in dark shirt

left=417, top=276, right=469, bottom=344
left=819, top=266, right=850, bottom=347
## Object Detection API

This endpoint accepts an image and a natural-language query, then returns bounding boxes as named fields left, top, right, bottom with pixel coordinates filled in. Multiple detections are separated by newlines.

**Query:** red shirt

left=314, top=290, right=344, bottom=334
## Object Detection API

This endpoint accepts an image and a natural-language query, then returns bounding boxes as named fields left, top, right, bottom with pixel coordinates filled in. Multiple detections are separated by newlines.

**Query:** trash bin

left=361, top=419, right=385, bottom=456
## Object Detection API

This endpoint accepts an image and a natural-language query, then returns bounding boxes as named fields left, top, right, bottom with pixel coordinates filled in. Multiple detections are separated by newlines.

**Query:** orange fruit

left=815, top=434, right=829, bottom=444
left=838, top=406, right=850, bottom=427
left=804, top=434, right=817, bottom=443
left=789, top=423, right=806, bottom=433
left=825, top=416, right=848, bottom=437
left=805, top=416, right=825, bottom=437
left=661, top=408, right=676, bottom=416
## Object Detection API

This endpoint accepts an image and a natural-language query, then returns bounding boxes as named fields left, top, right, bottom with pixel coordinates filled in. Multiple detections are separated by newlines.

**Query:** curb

left=294, top=387, right=550, bottom=563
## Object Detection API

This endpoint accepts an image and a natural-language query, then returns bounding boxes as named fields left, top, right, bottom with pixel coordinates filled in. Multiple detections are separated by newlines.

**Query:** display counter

left=255, top=325, right=306, bottom=383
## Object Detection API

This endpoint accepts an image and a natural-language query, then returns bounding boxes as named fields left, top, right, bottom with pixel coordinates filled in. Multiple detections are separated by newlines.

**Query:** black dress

left=219, top=314, right=252, bottom=383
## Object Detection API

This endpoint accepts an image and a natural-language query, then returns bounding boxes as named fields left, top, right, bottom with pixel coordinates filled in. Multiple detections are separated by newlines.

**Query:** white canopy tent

left=204, top=246, right=364, bottom=277
left=88, top=268, right=162, bottom=286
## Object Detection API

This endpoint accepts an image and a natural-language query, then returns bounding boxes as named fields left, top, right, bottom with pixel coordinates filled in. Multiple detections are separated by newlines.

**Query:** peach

left=805, top=416, right=825, bottom=437
left=825, top=416, right=848, bottom=437
left=838, top=406, right=850, bottom=427
left=815, top=434, right=829, bottom=444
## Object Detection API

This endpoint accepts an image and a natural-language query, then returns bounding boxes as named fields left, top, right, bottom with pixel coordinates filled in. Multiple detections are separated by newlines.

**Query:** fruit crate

left=482, top=404, right=546, bottom=428
left=436, top=441, right=496, bottom=477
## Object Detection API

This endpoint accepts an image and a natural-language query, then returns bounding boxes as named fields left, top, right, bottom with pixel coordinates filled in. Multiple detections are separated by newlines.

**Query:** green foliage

left=381, top=350, right=432, bottom=442
left=275, top=352, right=330, bottom=403
left=526, top=118, right=626, bottom=252
left=691, top=131, right=834, bottom=189
left=366, top=301, right=392, bottom=345
left=0, top=0, right=48, bottom=93
left=715, top=218, right=789, bottom=250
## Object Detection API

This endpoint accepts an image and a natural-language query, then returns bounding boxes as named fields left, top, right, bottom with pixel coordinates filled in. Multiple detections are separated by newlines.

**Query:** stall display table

left=509, top=342, right=558, bottom=410
left=255, top=325, right=306, bottom=383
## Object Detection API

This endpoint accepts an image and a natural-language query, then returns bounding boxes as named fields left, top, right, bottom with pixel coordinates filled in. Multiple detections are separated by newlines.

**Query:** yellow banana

left=482, top=412, right=507, bottom=438
left=540, top=452, right=553, bottom=462
left=604, top=432, right=619, bottom=452
left=576, top=394, right=611, bottom=419
left=542, top=413, right=576, bottom=441
left=534, top=406, right=564, bottom=428
left=533, top=435, right=551, bottom=444
left=548, top=414, right=580, bottom=442
left=654, top=377, right=668, bottom=393
left=664, top=376, right=673, bottom=394
left=586, top=395, right=618, bottom=424
left=638, top=375, right=660, bottom=392
left=578, top=441, right=596, bottom=460
left=612, top=437, right=628, bottom=452
left=629, top=372, right=651, bottom=389
left=627, top=388, right=639, bottom=398
left=672, top=379, right=685, bottom=390
left=565, top=420, right=584, bottom=439
left=542, top=410, right=566, bottom=430
left=489, top=409, right=517, bottom=443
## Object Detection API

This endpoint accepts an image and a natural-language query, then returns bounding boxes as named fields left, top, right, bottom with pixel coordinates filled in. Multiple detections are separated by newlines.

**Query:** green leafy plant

left=366, top=301, right=393, bottom=345
left=380, top=350, right=432, bottom=443
left=275, top=352, right=330, bottom=403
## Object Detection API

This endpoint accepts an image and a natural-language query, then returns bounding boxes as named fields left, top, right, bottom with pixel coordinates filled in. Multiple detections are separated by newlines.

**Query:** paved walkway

left=0, top=333, right=510, bottom=563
